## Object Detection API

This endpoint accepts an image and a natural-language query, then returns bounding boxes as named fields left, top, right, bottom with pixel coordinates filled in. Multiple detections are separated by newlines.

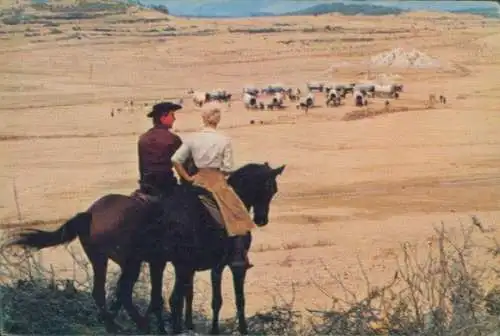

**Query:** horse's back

left=88, top=193, right=131, bottom=210
left=86, top=193, right=153, bottom=246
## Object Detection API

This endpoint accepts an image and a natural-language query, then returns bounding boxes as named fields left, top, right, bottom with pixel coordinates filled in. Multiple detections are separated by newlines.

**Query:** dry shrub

left=0, top=241, right=153, bottom=335
left=2, top=217, right=500, bottom=335
left=308, top=218, right=500, bottom=336
left=223, top=303, right=304, bottom=336
left=342, top=106, right=411, bottom=121
left=240, top=285, right=306, bottom=335
left=0, top=231, right=301, bottom=335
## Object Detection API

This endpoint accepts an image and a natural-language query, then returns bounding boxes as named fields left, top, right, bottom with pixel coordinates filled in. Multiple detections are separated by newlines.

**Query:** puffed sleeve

left=171, top=142, right=191, bottom=164
left=221, top=138, right=234, bottom=173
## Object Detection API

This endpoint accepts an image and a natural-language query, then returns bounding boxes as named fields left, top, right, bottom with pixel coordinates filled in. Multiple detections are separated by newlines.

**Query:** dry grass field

left=2, top=4, right=500, bottom=324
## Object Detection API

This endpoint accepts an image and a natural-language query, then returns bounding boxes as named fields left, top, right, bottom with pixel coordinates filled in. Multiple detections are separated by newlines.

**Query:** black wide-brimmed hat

left=147, top=101, right=182, bottom=118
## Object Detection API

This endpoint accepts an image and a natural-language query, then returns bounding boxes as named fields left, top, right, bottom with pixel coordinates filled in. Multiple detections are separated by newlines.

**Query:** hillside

left=0, top=0, right=170, bottom=26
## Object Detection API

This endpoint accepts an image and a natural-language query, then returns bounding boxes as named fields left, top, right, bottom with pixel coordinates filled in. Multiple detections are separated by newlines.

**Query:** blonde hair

left=202, top=107, right=222, bottom=126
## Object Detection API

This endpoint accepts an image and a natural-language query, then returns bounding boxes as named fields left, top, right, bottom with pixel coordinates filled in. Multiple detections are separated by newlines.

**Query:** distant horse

left=8, top=162, right=286, bottom=335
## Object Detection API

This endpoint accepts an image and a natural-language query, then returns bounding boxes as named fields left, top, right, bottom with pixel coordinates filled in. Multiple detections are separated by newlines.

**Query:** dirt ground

left=2, top=9, right=500, bottom=319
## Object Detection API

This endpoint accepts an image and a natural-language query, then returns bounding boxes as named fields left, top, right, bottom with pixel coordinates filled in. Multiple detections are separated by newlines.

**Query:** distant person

left=137, top=102, right=183, bottom=198
left=171, top=107, right=256, bottom=269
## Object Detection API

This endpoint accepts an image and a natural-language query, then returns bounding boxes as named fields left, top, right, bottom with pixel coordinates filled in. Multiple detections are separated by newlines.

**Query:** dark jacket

left=138, top=125, right=182, bottom=194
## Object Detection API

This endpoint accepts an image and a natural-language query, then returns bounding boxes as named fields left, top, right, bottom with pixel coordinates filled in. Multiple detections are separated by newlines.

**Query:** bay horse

left=7, top=162, right=286, bottom=334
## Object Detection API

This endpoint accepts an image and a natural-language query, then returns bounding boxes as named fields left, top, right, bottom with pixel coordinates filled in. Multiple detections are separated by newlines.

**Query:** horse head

left=227, top=162, right=286, bottom=227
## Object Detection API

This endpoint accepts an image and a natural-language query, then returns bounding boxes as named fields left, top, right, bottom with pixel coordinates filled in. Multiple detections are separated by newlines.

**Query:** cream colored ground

left=1, top=10, right=500, bottom=321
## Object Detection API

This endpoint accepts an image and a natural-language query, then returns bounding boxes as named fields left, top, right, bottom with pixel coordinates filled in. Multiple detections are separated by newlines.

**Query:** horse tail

left=7, top=212, right=91, bottom=250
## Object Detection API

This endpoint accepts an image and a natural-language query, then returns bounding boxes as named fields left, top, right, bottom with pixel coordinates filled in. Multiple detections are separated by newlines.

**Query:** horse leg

left=146, top=259, right=167, bottom=334
left=108, top=274, right=123, bottom=318
left=106, top=263, right=126, bottom=319
left=87, top=252, right=120, bottom=333
left=210, top=266, right=225, bottom=335
left=184, top=272, right=195, bottom=331
left=230, top=265, right=249, bottom=335
left=118, top=260, right=150, bottom=333
left=169, top=266, right=194, bottom=334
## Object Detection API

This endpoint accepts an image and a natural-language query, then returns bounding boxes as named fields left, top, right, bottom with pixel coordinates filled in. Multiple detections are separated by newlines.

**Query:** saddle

left=182, top=158, right=225, bottom=229
left=188, top=184, right=225, bottom=229
left=130, top=183, right=163, bottom=204
left=131, top=182, right=225, bottom=230
left=133, top=158, right=225, bottom=229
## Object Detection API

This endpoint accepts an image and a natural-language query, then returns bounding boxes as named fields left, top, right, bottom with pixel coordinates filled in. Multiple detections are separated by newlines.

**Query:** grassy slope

left=0, top=0, right=170, bottom=25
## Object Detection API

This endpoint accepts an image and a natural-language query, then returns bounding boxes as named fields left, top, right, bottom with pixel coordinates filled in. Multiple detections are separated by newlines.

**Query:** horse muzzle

left=254, top=217, right=269, bottom=227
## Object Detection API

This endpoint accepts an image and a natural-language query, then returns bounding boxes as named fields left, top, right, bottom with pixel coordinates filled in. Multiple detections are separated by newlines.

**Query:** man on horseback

left=171, top=106, right=256, bottom=269
left=138, top=102, right=183, bottom=198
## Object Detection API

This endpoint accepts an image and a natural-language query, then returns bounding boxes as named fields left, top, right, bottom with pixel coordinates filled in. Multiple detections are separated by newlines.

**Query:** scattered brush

left=0, top=231, right=303, bottom=335
left=342, top=105, right=412, bottom=121
left=307, top=218, right=500, bottom=336
left=2, top=217, right=500, bottom=335
left=0, top=240, right=153, bottom=335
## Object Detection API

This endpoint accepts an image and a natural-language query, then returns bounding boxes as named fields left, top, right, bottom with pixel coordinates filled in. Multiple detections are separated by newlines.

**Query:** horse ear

left=272, top=165, right=286, bottom=177
left=264, top=161, right=270, bottom=167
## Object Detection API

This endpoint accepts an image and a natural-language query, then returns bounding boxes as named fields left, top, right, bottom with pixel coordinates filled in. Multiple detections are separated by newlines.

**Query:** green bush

left=2, top=16, right=22, bottom=25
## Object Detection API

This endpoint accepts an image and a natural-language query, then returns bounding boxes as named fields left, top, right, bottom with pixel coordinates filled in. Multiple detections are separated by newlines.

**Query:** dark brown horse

left=7, top=162, right=286, bottom=335
left=7, top=193, right=162, bottom=332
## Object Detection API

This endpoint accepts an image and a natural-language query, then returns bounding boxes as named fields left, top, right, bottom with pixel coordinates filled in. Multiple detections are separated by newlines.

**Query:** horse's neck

left=227, top=176, right=252, bottom=211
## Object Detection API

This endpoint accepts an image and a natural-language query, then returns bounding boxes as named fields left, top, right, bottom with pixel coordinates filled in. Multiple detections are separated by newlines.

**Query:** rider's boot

left=230, top=236, right=253, bottom=270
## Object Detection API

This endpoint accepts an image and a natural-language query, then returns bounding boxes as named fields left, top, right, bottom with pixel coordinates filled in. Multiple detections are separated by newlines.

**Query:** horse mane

left=227, top=163, right=271, bottom=185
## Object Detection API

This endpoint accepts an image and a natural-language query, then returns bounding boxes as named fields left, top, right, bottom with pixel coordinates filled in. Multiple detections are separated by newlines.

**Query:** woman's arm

left=172, top=143, right=194, bottom=182
left=173, top=162, right=194, bottom=182
left=221, top=139, right=234, bottom=176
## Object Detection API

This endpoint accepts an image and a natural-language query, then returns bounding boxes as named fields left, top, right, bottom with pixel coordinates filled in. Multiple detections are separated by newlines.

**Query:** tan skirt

left=193, top=168, right=256, bottom=236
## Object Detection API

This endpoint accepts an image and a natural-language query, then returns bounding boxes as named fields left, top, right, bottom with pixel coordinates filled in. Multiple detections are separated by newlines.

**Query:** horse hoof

left=157, top=326, right=167, bottom=334
left=137, top=318, right=151, bottom=334
left=185, top=322, right=195, bottom=331
left=104, top=321, right=123, bottom=334
left=139, top=326, right=151, bottom=334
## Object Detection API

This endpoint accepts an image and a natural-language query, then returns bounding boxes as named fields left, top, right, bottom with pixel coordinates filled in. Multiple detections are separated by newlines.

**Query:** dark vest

left=138, top=125, right=182, bottom=194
